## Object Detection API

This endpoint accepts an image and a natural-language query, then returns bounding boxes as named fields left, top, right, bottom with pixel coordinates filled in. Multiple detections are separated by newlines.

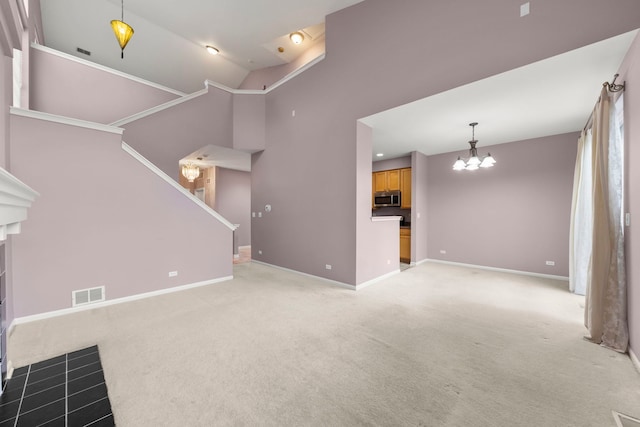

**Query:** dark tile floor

left=0, top=345, right=115, bottom=426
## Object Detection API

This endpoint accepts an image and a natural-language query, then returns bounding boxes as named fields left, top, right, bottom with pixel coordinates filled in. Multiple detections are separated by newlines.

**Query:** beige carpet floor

left=8, top=261, right=640, bottom=426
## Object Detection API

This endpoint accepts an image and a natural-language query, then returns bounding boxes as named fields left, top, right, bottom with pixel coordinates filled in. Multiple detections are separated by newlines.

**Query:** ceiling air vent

left=72, top=286, right=105, bottom=307
left=76, top=47, right=91, bottom=56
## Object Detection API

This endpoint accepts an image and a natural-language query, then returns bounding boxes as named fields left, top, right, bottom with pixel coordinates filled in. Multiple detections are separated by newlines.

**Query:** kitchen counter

left=371, top=215, right=402, bottom=222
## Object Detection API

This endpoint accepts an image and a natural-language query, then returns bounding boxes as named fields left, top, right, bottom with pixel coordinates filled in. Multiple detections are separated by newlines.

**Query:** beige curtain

left=583, top=86, right=628, bottom=352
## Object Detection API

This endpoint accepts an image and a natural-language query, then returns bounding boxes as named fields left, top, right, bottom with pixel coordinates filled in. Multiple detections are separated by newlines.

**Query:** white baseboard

left=250, top=260, right=356, bottom=290
left=630, top=348, right=640, bottom=375
left=9, top=276, right=233, bottom=330
left=355, top=269, right=401, bottom=290
left=249, top=260, right=401, bottom=291
left=425, top=259, right=569, bottom=281
left=613, top=410, right=640, bottom=427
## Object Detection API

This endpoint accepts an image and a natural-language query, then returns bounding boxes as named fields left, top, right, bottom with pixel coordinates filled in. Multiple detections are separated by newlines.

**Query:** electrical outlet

left=387, top=259, right=391, bottom=265
left=252, top=212, right=256, bottom=218
left=258, top=250, right=262, bottom=255
left=258, top=212, right=262, bottom=218
left=325, top=264, right=332, bottom=270
left=168, top=271, right=178, bottom=277
left=545, top=261, right=555, bottom=266
left=440, top=250, right=446, bottom=254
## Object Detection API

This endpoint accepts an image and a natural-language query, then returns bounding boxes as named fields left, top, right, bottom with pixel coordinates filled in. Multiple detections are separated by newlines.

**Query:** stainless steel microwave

left=373, top=190, right=401, bottom=208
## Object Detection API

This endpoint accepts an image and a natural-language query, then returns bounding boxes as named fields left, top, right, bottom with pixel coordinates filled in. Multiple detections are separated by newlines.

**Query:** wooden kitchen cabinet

left=373, top=170, right=400, bottom=192
left=400, top=168, right=411, bottom=209
left=400, top=227, right=411, bottom=263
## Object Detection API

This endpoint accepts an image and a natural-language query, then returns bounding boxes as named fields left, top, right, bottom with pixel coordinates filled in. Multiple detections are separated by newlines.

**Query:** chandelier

left=452, top=122, right=496, bottom=171
left=111, top=0, right=134, bottom=58
left=181, top=163, right=200, bottom=182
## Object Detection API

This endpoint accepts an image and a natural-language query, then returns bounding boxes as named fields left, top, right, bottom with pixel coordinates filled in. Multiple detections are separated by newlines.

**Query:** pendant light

left=452, top=122, right=496, bottom=171
left=111, top=0, right=134, bottom=58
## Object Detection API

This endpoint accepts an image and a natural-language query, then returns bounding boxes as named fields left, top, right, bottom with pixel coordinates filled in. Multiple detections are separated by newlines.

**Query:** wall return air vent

left=72, top=286, right=105, bottom=307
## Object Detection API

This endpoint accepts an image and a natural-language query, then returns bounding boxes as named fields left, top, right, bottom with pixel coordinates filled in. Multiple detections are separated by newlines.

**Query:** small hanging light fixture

left=452, top=122, right=496, bottom=171
left=111, top=0, right=134, bottom=59
left=181, top=163, right=200, bottom=183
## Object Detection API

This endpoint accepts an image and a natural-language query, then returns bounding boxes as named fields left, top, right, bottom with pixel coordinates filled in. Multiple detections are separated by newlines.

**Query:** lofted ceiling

left=39, top=0, right=365, bottom=93
left=38, top=2, right=638, bottom=169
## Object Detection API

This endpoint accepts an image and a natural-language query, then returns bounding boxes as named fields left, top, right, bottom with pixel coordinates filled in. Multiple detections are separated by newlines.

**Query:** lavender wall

left=233, top=93, right=265, bottom=152
left=29, top=46, right=181, bottom=124
left=28, top=0, right=44, bottom=44
left=618, top=34, right=640, bottom=359
left=251, top=66, right=358, bottom=283
left=239, top=40, right=325, bottom=90
left=356, top=122, right=399, bottom=285
left=411, top=151, right=428, bottom=263
left=122, top=87, right=234, bottom=181
left=427, top=134, right=576, bottom=276
left=1, top=52, right=13, bottom=328
left=1, top=56, right=9, bottom=169
left=9, top=115, right=233, bottom=318
left=251, top=0, right=640, bottom=286
left=372, top=156, right=411, bottom=172
left=216, top=167, right=251, bottom=248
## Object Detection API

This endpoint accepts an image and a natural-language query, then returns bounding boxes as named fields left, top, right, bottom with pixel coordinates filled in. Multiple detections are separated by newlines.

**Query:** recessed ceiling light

left=289, top=32, right=304, bottom=45
left=206, top=45, right=219, bottom=55
left=376, top=153, right=384, bottom=157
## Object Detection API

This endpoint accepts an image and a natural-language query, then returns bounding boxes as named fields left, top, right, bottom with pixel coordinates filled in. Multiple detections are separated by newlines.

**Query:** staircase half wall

left=8, top=109, right=235, bottom=319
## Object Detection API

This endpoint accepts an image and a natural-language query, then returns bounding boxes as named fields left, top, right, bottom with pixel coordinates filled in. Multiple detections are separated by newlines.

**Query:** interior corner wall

left=618, top=32, right=640, bottom=360
left=238, top=39, right=325, bottom=91
left=215, top=167, right=251, bottom=249
left=123, top=87, right=234, bottom=182
left=411, top=151, right=428, bottom=263
left=356, top=122, right=399, bottom=285
left=427, top=133, right=577, bottom=276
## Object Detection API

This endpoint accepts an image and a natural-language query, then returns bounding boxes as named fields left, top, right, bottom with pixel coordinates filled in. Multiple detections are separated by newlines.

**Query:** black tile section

left=0, top=346, right=114, bottom=426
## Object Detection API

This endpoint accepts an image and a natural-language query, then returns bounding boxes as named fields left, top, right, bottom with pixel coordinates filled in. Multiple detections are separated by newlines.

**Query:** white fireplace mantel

left=0, top=167, right=38, bottom=241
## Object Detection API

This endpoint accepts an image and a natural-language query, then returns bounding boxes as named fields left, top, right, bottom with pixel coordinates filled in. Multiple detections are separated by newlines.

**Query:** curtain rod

left=583, top=74, right=625, bottom=131
left=603, top=73, right=625, bottom=93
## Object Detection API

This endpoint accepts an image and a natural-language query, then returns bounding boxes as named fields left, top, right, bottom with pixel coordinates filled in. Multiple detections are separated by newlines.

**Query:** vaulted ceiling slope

left=39, top=0, right=364, bottom=93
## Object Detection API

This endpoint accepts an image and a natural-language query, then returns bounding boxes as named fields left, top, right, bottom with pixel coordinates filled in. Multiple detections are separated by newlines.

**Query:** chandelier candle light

left=452, top=122, right=496, bottom=171
left=182, top=163, right=200, bottom=183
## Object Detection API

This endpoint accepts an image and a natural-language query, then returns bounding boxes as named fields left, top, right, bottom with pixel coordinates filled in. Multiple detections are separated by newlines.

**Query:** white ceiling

left=38, top=2, right=637, bottom=169
left=181, top=145, right=252, bottom=173
left=39, top=0, right=365, bottom=93
left=361, top=30, right=638, bottom=161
